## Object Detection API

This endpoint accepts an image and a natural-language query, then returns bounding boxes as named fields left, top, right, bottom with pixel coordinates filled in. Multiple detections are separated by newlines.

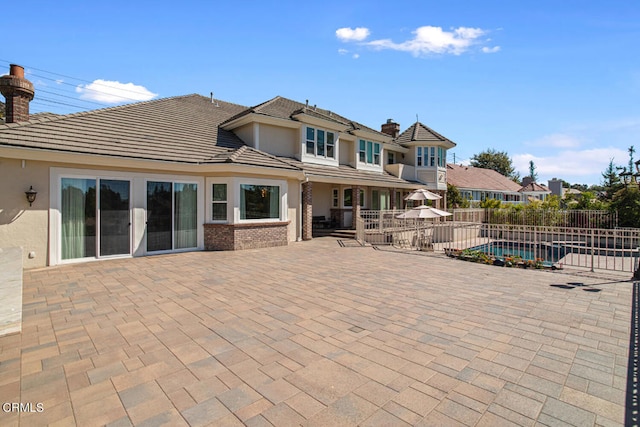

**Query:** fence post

left=590, top=229, right=595, bottom=272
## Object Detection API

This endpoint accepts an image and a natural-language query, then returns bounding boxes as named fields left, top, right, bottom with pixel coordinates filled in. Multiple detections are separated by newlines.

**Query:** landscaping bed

left=444, top=248, right=562, bottom=270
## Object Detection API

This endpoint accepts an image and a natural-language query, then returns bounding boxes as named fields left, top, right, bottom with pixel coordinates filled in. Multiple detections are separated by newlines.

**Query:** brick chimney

left=0, top=64, right=35, bottom=123
left=381, top=119, right=400, bottom=138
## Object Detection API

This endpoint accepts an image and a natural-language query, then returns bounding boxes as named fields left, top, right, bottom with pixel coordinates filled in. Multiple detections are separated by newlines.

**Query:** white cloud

left=365, top=26, right=487, bottom=56
left=338, top=48, right=349, bottom=55
left=76, top=79, right=157, bottom=103
left=353, top=53, right=360, bottom=59
left=336, top=27, right=370, bottom=42
left=525, top=133, right=582, bottom=148
left=512, top=147, right=628, bottom=184
left=482, top=46, right=501, bottom=53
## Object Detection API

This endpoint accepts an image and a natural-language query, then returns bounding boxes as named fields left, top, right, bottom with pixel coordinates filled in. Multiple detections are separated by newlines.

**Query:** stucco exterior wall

left=339, top=139, right=354, bottom=166
left=259, top=125, right=298, bottom=158
left=286, top=178, right=300, bottom=242
left=233, top=123, right=256, bottom=148
left=310, top=183, right=333, bottom=218
left=0, top=158, right=50, bottom=268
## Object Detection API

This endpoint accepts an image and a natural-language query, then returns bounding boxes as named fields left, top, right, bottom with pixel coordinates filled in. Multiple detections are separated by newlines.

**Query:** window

left=61, top=177, right=131, bottom=260
left=306, top=128, right=315, bottom=154
left=332, top=188, right=339, bottom=208
left=343, top=188, right=365, bottom=207
left=212, top=183, right=227, bottom=221
left=327, top=132, right=335, bottom=158
left=438, top=147, right=446, bottom=167
left=359, top=139, right=381, bottom=165
left=417, top=146, right=447, bottom=167
left=388, top=151, right=395, bottom=165
left=147, top=181, right=198, bottom=251
left=305, top=126, right=336, bottom=159
left=240, top=185, right=280, bottom=220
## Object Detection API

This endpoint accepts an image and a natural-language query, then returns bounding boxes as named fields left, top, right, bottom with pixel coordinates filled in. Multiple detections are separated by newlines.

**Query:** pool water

left=470, top=241, right=566, bottom=263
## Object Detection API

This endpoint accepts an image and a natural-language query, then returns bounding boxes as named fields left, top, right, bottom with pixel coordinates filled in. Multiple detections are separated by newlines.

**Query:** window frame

left=211, top=183, right=228, bottom=222
left=343, top=187, right=365, bottom=208
left=416, top=145, right=447, bottom=168
left=358, top=139, right=382, bottom=166
left=235, top=178, right=287, bottom=224
left=304, top=126, right=337, bottom=160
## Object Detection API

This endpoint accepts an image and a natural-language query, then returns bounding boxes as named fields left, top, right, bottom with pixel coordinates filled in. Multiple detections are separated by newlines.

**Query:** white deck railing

left=356, top=209, right=638, bottom=273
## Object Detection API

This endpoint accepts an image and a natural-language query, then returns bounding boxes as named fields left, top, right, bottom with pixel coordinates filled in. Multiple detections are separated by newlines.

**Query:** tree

left=528, top=160, right=538, bottom=182
left=610, top=186, right=640, bottom=228
left=469, top=149, right=519, bottom=180
left=446, top=184, right=469, bottom=209
left=601, top=158, right=622, bottom=200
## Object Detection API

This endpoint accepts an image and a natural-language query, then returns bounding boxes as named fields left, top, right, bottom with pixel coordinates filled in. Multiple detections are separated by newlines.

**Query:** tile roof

left=0, top=93, right=419, bottom=181
left=281, top=157, right=419, bottom=186
left=519, top=182, right=551, bottom=193
left=446, top=163, right=522, bottom=192
left=396, top=122, right=457, bottom=147
left=226, top=96, right=399, bottom=143
left=0, top=94, right=268, bottom=164
left=203, top=146, right=299, bottom=170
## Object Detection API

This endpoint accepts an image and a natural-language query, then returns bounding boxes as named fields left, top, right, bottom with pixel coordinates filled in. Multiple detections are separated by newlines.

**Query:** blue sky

left=3, top=0, right=639, bottom=186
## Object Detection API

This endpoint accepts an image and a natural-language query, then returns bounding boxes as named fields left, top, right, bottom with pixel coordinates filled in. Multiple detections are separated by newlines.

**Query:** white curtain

left=61, top=178, right=94, bottom=259
left=174, top=183, right=197, bottom=249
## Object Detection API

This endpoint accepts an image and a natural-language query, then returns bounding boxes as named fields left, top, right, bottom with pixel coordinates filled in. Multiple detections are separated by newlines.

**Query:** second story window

left=306, top=127, right=336, bottom=159
left=417, top=146, right=447, bottom=168
left=359, top=139, right=381, bottom=166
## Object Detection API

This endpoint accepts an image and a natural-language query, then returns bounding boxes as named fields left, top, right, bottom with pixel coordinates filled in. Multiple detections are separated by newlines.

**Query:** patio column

left=390, top=188, right=397, bottom=210
left=352, top=184, right=361, bottom=229
left=302, top=181, right=313, bottom=240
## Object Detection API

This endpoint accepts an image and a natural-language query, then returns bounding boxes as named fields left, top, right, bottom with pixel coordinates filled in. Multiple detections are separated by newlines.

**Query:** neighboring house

left=519, top=177, right=551, bottom=202
left=0, top=64, right=457, bottom=268
left=548, top=178, right=581, bottom=199
left=446, top=164, right=523, bottom=205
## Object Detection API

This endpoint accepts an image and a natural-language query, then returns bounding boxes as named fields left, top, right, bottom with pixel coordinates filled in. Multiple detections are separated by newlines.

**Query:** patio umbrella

left=404, top=188, right=442, bottom=201
left=395, top=205, right=451, bottom=249
left=395, top=205, right=452, bottom=219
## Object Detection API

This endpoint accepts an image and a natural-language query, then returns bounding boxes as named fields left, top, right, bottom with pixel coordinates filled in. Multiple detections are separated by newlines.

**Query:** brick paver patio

left=0, top=238, right=633, bottom=426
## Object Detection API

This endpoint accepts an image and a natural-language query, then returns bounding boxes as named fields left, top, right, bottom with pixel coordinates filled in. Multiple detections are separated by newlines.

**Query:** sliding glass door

left=61, top=178, right=96, bottom=260
left=61, top=178, right=130, bottom=260
left=146, top=182, right=172, bottom=252
left=146, top=181, right=198, bottom=252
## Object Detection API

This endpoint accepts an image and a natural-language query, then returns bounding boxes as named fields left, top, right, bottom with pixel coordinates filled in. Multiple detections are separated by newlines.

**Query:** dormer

left=350, top=128, right=392, bottom=173
left=291, top=107, right=349, bottom=167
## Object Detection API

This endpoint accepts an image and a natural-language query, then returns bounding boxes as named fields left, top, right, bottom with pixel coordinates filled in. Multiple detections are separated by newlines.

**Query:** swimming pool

left=470, top=241, right=566, bottom=263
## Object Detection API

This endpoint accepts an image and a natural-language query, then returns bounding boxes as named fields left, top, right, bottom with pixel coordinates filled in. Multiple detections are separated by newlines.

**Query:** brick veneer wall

left=302, top=182, right=313, bottom=241
left=204, top=222, right=290, bottom=251
left=352, top=185, right=361, bottom=229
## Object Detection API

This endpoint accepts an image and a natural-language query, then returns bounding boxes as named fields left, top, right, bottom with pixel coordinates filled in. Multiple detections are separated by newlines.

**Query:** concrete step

left=313, top=229, right=356, bottom=239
